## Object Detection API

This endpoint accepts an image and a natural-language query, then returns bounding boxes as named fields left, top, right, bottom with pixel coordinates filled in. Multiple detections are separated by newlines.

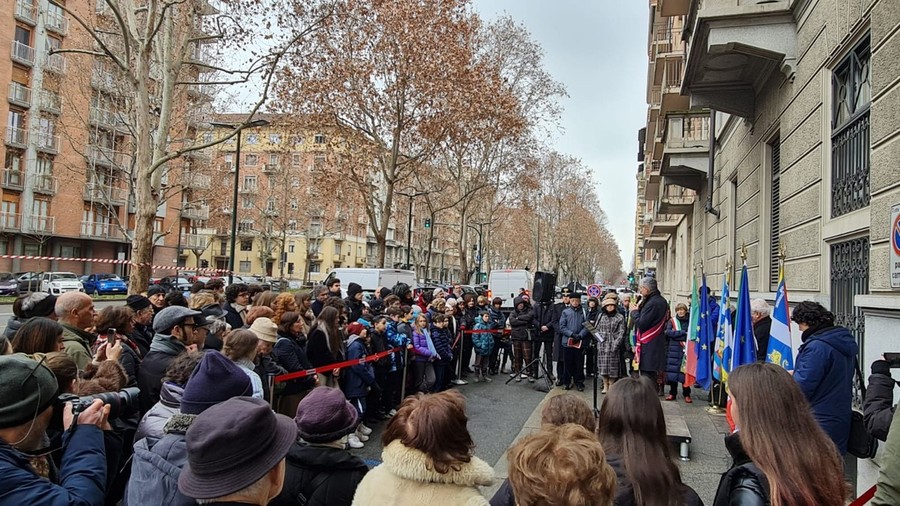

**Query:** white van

left=487, top=269, right=534, bottom=309
left=323, top=268, right=416, bottom=299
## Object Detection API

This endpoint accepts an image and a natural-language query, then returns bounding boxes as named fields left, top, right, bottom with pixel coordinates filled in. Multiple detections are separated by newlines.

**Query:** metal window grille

left=770, top=137, right=781, bottom=290
left=830, top=236, right=869, bottom=407
left=831, top=38, right=871, bottom=218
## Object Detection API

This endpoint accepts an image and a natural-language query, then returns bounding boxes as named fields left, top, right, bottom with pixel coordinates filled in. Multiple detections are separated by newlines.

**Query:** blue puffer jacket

left=344, top=336, right=375, bottom=399
left=0, top=426, right=106, bottom=506
left=430, top=325, right=454, bottom=363
left=793, top=326, right=858, bottom=454
left=125, top=414, right=195, bottom=506
left=664, top=315, right=689, bottom=384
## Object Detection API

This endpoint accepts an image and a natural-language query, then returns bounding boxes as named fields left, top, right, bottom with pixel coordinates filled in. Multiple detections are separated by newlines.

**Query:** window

left=291, top=178, right=300, bottom=189
left=290, top=199, right=298, bottom=210
left=268, top=153, right=279, bottom=165
left=314, top=154, right=326, bottom=167
left=5, top=153, right=22, bottom=173
left=23, top=242, right=41, bottom=256
left=287, top=263, right=294, bottom=274
left=8, top=110, right=25, bottom=130
left=242, top=175, right=257, bottom=191
left=334, top=242, right=341, bottom=255
left=238, top=220, right=253, bottom=232
left=242, top=196, right=253, bottom=209
left=223, top=176, right=232, bottom=187
left=314, top=133, right=325, bottom=144
left=240, top=239, right=252, bottom=251
left=268, top=177, right=276, bottom=191
left=239, top=261, right=251, bottom=273
left=266, top=198, right=276, bottom=211
left=14, top=26, right=31, bottom=46
left=35, top=156, right=52, bottom=175
left=288, top=220, right=297, bottom=232
left=831, top=37, right=871, bottom=218
left=245, top=153, right=258, bottom=166
left=219, top=240, right=227, bottom=256
left=203, top=132, right=214, bottom=143
left=288, top=242, right=295, bottom=253
left=292, top=154, right=302, bottom=166
left=309, top=263, right=320, bottom=273
left=769, top=136, right=781, bottom=291
left=245, top=133, right=258, bottom=145
left=291, top=135, right=302, bottom=145
left=268, top=133, right=281, bottom=144
left=60, top=245, right=80, bottom=257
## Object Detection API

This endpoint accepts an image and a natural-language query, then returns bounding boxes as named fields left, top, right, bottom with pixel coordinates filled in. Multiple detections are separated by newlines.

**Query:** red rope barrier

left=850, top=485, right=876, bottom=506
left=273, top=346, right=402, bottom=383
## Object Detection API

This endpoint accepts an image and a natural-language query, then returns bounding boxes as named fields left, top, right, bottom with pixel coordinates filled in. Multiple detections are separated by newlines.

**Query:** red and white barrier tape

left=0, top=254, right=231, bottom=274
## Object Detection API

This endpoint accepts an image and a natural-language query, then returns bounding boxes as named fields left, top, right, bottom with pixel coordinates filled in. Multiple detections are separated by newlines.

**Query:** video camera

left=51, top=387, right=140, bottom=430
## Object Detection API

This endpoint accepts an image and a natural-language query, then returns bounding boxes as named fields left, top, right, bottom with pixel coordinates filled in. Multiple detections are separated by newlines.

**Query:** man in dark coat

left=629, top=277, right=669, bottom=388
left=508, top=295, right=536, bottom=382
left=559, top=294, right=588, bottom=391
left=750, top=298, right=772, bottom=362
left=551, top=291, right=570, bottom=384
left=344, top=282, right=365, bottom=323
left=531, top=298, right=557, bottom=387
left=138, top=306, right=205, bottom=415
left=222, top=283, right=250, bottom=331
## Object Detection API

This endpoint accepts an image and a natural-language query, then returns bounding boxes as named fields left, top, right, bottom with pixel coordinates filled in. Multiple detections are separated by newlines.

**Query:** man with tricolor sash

left=628, top=277, right=669, bottom=392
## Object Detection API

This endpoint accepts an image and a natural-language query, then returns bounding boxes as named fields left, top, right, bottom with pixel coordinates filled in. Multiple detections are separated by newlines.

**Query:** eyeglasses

left=238, top=292, right=250, bottom=297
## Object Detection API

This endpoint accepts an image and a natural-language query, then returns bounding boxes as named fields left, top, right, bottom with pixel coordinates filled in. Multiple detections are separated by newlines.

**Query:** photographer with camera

left=864, top=355, right=900, bottom=442
left=0, top=353, right=111, bottom=504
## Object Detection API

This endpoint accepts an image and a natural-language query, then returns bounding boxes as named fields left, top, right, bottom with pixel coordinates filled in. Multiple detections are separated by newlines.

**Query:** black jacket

left=508, top=297, right=535, bottom=341
left=273, top=332, right=317, bottom=395
left=753, top=316, right=772, bottom=362
left=713, top=433, right=769, bottom=506
left=344, top=297, right=364, bottom=324
left=270, top=443, right=369, bottom=506
left=864, top=360, right=897, bottom=442
left=632, top=290, right=669, bottom=372
left=130, top=323, right=154, bottom=357
left=223, top=303, right=244, bottom=331
left=532, top=302, right=556, bottom=341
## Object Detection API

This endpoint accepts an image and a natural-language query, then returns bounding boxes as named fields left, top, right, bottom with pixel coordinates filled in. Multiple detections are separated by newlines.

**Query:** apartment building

left=636, top=0, right=900, bottom=491
left=186, top=115, right=463, bottom=284
left=0, top=0, right=214, bottom=277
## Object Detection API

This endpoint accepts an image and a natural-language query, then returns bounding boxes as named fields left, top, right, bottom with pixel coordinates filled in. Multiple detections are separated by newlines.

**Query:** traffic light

left=424, top=218, right=431, bottom=229
left=627, top=272, right=635, bottom=284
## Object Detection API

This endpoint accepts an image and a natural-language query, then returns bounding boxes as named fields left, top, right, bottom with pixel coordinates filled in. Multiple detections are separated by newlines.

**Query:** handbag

left=847, top=358, right=878, bottom=459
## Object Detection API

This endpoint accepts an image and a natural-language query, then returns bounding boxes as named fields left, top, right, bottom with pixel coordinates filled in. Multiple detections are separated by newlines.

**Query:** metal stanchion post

left=400, top=347, right=409, bottom=399
left=451, top=329, right=468, bottom=385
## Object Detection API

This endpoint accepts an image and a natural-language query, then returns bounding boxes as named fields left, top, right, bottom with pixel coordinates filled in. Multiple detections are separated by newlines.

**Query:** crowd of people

left=0, top=274, right=898, bottom=505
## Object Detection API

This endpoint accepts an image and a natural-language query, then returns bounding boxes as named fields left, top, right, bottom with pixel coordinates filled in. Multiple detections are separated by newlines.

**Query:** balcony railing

left=7, top=83, right=31, bottom=108
left=182, top=205, right=210, bottom=221
left=0, top=212, right=21, bottom=232
left=5, top=127, right=27, bottom=148
left=11, top=41, right=35, bottom=66
left=39, top=90, right=61, bottom=114
left=15, top=0, right=37, bottom=25
left=662, top=57, right=684, bottom=91
left=44, top=52, right=66, bottom=74
left=80, top=221, right=123, bottom=240
left=653, top=26, right=683, bottom=56
left=180, top=233, right=208, bottom=250
left=26, top=215, right=55, bottom=234
left=45, top=12, right=68, bottom=35
left=86, top=145, right=129, bottom=169
left=665, top=113, right=710, bottom=150
left=2, top=169, right=25, bottom=191
left=30, top=173, right=58, bottom=194
left=183, top=172, right=211, bottom=189
left=263, top=164, right=279, bottom=173
left=89, top=105, right=125, bottom=130
left=91, top=66, right=117, bottom=91
left=84, top=183, right=128, bottom=204
left=34, top=132, right=59, bottom=154
left=239, top=185, right=258, bottom=194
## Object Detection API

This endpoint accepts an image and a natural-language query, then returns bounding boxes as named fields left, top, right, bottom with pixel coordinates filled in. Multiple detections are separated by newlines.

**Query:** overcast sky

left=473, top=0, right=647, bottom=272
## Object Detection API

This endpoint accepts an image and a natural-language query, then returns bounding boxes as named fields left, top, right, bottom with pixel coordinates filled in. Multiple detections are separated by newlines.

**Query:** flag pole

left=710, top=257, right=733, bottom=414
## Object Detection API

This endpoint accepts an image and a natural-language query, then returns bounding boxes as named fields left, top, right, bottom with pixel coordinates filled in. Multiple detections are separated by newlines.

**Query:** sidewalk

left=482, top=381, right=732, bottom=505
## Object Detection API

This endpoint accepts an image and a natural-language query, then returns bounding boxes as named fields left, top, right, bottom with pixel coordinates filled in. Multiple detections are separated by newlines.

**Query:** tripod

left=505, top=337, right=553, bottom=392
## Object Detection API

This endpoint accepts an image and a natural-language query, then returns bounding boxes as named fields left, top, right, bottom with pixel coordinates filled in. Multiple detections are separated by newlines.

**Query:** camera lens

left=77, top=387, right=140, bottom=420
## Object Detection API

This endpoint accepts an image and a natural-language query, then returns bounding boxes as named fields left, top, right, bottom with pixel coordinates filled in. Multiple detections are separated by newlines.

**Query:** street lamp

left=209, top=118, right=270, bottom=283
left=396, top=190, right=427, bottom=271
left=467, top=222, right=485, bottom=284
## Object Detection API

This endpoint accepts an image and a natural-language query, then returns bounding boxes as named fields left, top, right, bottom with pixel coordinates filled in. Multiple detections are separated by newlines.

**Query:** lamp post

left=209, top=119, right=270, bottom=283
left=396, top=190, right=427, bottom=271
left=467, top=222, right=484, bottom=284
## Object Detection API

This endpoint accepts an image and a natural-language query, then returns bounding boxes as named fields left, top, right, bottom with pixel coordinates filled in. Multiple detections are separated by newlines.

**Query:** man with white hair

left=751, top=298, right=772, bottom=362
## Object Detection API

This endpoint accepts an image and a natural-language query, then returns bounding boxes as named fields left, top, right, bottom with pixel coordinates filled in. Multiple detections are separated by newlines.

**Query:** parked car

left=41, top=272, right=85, bottom=295
left=80, top=273, right=128, bottom=296
left=0, top=273, right=19, bottom=295
left=15, top=272, right=41, bottom=294
left=155, top=276, right=192, bottom=293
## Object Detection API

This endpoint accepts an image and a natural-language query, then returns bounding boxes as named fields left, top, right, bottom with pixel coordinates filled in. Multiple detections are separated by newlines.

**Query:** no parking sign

left=587, top=284, right=602, bottom=298
left=891, top=204, right=900, bottom=288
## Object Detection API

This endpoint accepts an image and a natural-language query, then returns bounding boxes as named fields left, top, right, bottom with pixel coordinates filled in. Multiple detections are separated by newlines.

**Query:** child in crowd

left=411, top=313, right=438, bottom=392
left=384, top=308, right=408, bottom=416
left=430, top=313, right=453, bottom=392
left=367, top=316, right=392, bottom=421
left=472, top=311, right=495, bottom=383
left=344, top=322, right=376, bottom=449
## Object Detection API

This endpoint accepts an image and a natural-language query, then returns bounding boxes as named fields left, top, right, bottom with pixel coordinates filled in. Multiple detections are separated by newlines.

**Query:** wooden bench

left=662, top=401, right=692, bottom=460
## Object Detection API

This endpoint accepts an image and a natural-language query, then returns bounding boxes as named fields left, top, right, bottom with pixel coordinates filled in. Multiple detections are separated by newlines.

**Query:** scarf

left=635, top=315, right=667, bottom=368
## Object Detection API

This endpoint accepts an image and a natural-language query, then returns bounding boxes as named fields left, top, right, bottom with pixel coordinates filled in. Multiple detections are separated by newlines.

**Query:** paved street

left=349, top=371, right=732, bottom=504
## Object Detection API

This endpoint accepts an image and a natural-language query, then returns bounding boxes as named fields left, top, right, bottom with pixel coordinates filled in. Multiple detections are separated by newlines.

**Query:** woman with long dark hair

left=713, top=362, right=847, bottom=506
left=272, top=311, right=316, bottom=417
left=597, top=376, right=702, bottom=506
left=11, top=317, right=64, bottom=354
left=307, top=306, right=345, bottom=388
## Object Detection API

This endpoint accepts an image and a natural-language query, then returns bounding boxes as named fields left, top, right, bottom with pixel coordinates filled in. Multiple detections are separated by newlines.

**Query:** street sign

left=891, top=204, right=900, bottom=288
left=587, top=284, right=602, bottom=298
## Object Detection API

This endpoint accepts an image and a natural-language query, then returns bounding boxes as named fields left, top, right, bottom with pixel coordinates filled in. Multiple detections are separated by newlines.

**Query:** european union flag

left=730, top=262, right=756, bottom=374
left=695, top=273, right=712, bottom=390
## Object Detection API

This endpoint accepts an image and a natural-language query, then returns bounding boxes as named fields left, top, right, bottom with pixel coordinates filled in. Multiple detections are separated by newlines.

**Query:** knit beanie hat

left=0, top=354, right=59, bottom=429
left=347, top=282, right=363, bottom=298
left=294, top=386, right=359, bottom=443
left=180, top=351, right=252, bottom=415
left=126, top=294, right=151, bottom=312
left=147, top=285, right=167, bottom=297
left=346, top=322, right=366, bottom=337
left=21, top=292, right=58, bottom=319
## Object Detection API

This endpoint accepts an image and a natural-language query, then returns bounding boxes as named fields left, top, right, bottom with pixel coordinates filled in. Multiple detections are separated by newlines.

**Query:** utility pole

left=396, top=190, right=426, bottom=271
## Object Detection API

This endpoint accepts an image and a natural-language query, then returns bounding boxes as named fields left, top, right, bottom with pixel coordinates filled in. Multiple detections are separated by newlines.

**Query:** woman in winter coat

left=508, top=295, right=535, bottom=382
left=307, top=306, right=345, bottom=388
left=598, top=376, right=703, bottom=506
left=664, top=303, right=692, bottom=403
left=713, top=363, right=846, bottom=506
left=584, top=297, right=601, bottom=377
left=595, top=294, right=626, bottom=394
left=273, top=311, right=317, bottom=418
left=95, top=306, right=143, bottom=387
left=353, top=390, right=493, bottom=506
left=135, top=352, right=202, bottom=443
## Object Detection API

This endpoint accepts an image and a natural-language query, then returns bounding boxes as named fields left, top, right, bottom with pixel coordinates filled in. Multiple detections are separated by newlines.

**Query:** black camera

left=57, top=387, right=140, bottom=421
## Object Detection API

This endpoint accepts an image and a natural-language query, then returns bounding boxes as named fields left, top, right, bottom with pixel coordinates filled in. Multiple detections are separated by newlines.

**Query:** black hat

left=147, top=285, right=166, bottom=297
left=347, top=282, right=363, bottom=298
left=21, top=292, right=58, bottom=318
left=178, top=397, right=296, bottom=500
left=125, top=294, right=151, bottom=312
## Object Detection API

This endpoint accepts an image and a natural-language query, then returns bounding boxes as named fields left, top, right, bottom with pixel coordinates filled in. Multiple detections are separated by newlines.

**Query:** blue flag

left=695, top=273, right=712, bottom=390
left=730, top=262, right=756, bottom=374
left=713, top=275, right=732, bottom=382
left=767, top=265, right=795, bottom=371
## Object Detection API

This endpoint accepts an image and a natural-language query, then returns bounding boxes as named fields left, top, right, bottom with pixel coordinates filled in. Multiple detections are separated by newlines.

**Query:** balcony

left=184, top=148, right=211, bottom=161
left=650, top=210, right=680, bottom=236
left=2, top=169, right=25, bottom=191
left=84, top=183, right=128, bottom=204
left=652, top=26, right=684, bottom=58
left=239, top=185, right=257, bottom=194
left=658, top=0, right=690, bottom=17
left=45, top=12, right=69, bottom=35
left=86, top=145, right=128, bottom=169
left=34, top=132, right=59, bottom=154
left=8, top=83, right=31, bottom=108
left=5, top=127, right=27, bottom=149
left=186, top=83, right=213, bottom=101
left=30, top=173, right=58, bottom=195
left=182, top=205, right=210, bottom=221
left=658, top=186, right=697, bottom=215
left=91, top=66, right=117, bottom=92
left=180, top=233, right=208, bottom=250
left=0, top=213, right=21, bottom=232
left=39, top=90, right=61, bottom=114
left=183, top=171, right=211, bottom=189
left=355, top=257, right=365, bottom=266
left=89, top=105, right=125, bottom=131
left=15, top=0, right=37, bottom=25
left=660, top=112, right=710, bottom=191
left=80, top=221, right=124, bottom=240
left=644, top=235, right=669, bottom=251
left=25, top=215, right=55, bottom=234
left=263, top=164, right=279, bottom=174
left=263, top=208, right=279, bottom=217
left=44, top=52, right=66, bottom=74
left=11, top=41, right=35, bottom=66
left=683, top=0, right=796, bottom=118
left=644, top=160, right=662, bottom=200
